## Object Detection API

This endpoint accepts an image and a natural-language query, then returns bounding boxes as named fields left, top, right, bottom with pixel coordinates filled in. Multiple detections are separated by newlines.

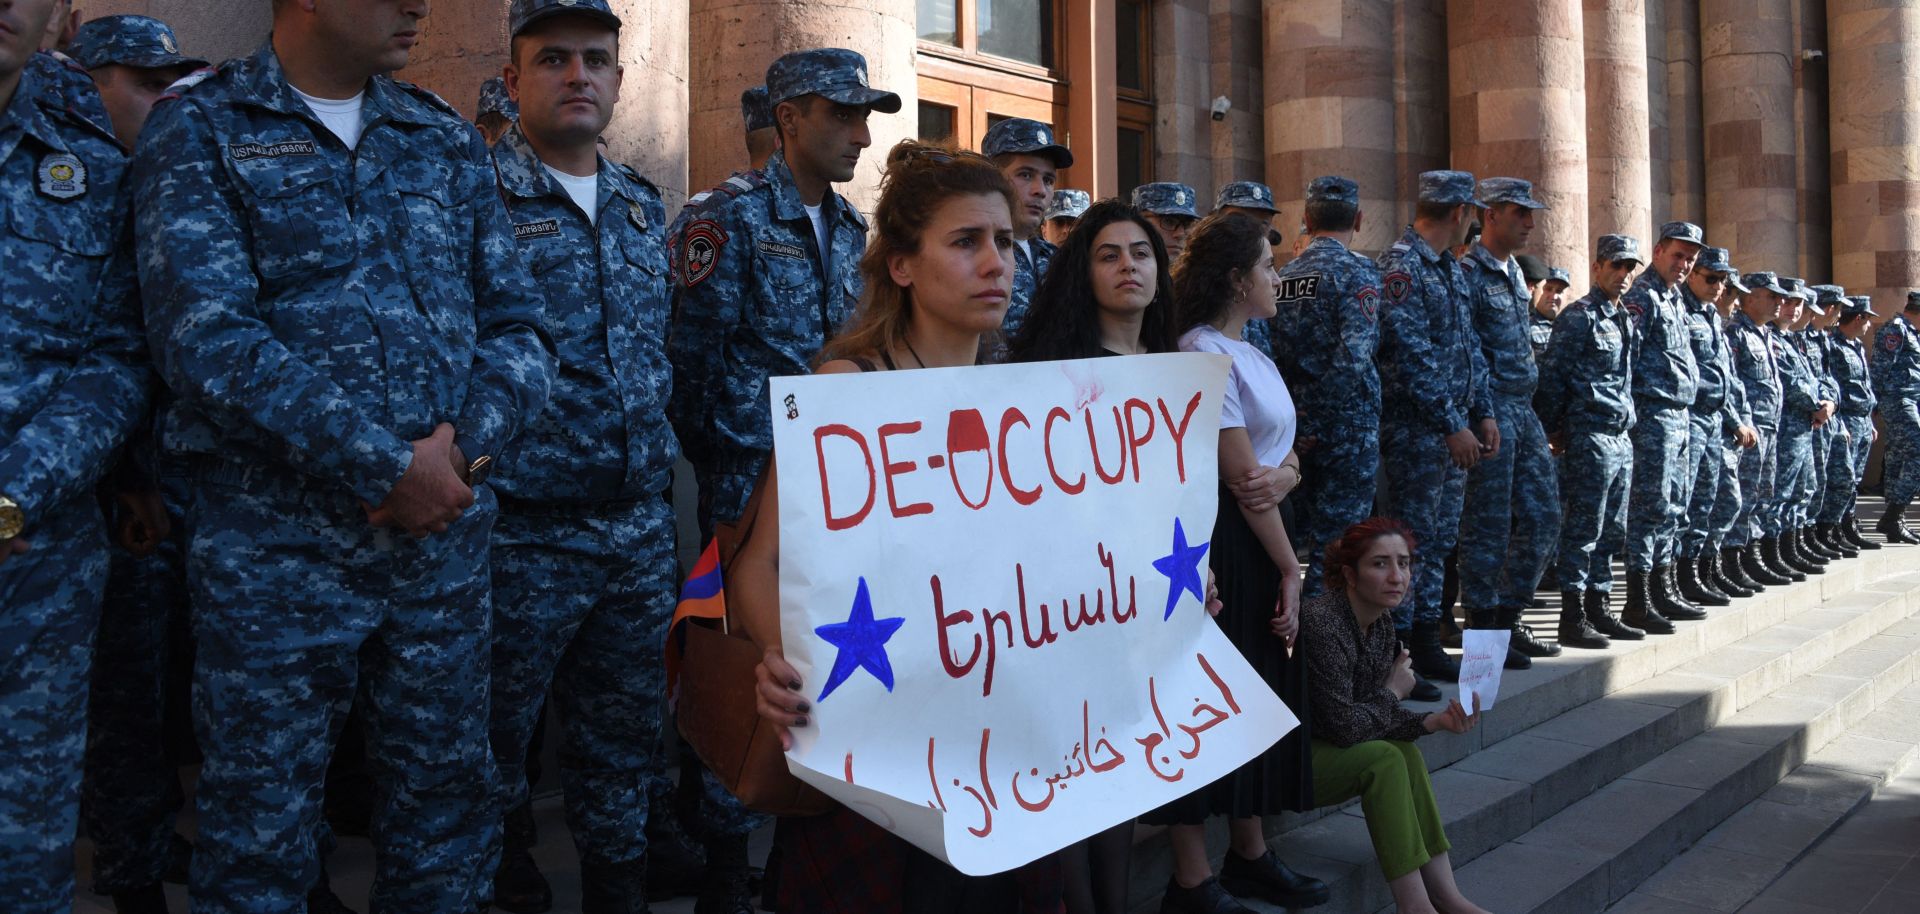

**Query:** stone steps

left=1126, top=541, right=1920, bottom=914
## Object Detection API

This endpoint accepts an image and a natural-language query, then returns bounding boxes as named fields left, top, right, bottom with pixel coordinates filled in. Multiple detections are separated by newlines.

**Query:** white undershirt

left=544, top=164, right=600, bottom=226
left=804, top=203, right=829, bottom=260
left=292, top=87, right=365, bottom=150
left=1015, top=238, right=1032, bottom=266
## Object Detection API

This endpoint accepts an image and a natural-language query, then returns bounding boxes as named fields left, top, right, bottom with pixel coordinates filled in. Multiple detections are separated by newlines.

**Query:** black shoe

left=1707, top=551, right=1755, bottom=598
left=111, top=883, right=170, bottom=914
left=1622, top=570, right=1675, bottom=634
left=1760, top=538, right=1807, bottom=581
left=1439, top=607, right=1463, bottom=649
left=1505, top=606, right=1561, bottom=658
left=1781, top=531, right=1825, bottom=574
left=1843, top=513, right=1882, bottom=550
left=494, top=801, right=553, bottom=914
left=1653, top=564, right=1707, bottom=621
left=1160, top=876, right=1257, bottom=914
left=1877, top=504, right=1920, bottom=544
left=1741, top=543, right=1790, bottom=586
left=695, top=835, right=753, bottom=914
left=1407, top=670, right=1443, bottom=702
left=1409, top=621, right=1459, bottom=681
left=1467, top=609, right=1530, bottom=669
left=1557, top=591, right=1608, bottom=649
left=1218, top=849, right=1331, bottom=909
left=1820, top=523, right=1859, bottom=558
left=1587, top=588, right=1646, bottom=641
left=307, top=879, right=360, bottom=914
left=1678, top=556, right=1731, bottom=606
left=642, top=804, right=707, bottom=901
left=1807, top=525, right=1845, bottom=560
left=581, top=857, right=651, bottom=914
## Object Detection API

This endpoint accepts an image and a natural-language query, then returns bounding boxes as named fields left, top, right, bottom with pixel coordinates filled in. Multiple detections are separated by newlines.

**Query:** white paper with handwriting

left=1456, top=628, right=1511, bottom=712
left=770, top=354, right=1297, bottom=875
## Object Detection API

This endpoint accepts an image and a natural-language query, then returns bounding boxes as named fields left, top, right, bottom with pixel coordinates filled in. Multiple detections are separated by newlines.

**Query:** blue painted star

left=813, top=577, right=907, bottom=703
left=1152, top=517, right=1211, bottom=621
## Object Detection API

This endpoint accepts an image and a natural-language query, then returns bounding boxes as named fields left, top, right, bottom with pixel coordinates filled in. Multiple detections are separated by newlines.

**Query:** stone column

left=1647, top=0, right=1671, bottom=228
left=1392, top=0, right=1450, bottom=247
left=1209, top=0, right=1263, bottom=195
left=1791, top=0, right=1831, bottom=280
left=687, top=0, right=915, bottom=212
left=1667, top=0, right=1707, bottom=224
left=1584, top=0, right=1653, bottom=245
left=1262, top=0, right=1397, bottom=254
left=1154, top=0, right=1214, bottom=200
left=1829, top=0, right=1920, bottom=317
left=74, top=0, right=270, bottom=62
left=1701, top=0, right=1798, bottom=270
left=1447, top=0, right=1590, bottom=275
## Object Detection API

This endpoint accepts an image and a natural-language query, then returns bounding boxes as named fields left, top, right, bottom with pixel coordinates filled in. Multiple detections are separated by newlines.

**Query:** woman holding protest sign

left=1139, top=211, right=1330, bottom=914
left=741, top=140, right=1065, bottom=913
left=1299, top=519, right=1489, bottom=914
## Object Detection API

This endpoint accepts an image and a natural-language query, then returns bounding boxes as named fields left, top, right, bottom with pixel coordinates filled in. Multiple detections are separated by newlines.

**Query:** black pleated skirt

left=1139, top=485, right=1314, bottom=824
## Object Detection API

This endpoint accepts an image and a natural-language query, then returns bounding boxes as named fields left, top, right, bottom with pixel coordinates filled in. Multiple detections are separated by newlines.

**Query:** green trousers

left=1310, top=739, right=1450, bottom=880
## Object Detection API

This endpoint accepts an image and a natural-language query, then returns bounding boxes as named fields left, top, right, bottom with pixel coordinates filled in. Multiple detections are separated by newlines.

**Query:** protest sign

left=1456, top=628, right=1511, bottom=712
left=768, top=353, right=1298, bottom=875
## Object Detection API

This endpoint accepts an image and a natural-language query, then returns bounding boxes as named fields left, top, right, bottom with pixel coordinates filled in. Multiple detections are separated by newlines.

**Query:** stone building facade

left=81, top=0, right=1920, bottom=317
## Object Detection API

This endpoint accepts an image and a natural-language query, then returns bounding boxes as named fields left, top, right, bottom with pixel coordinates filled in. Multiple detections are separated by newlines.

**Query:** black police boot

left=1159, top=876, right=1258, bottom=914
left=111, top=883, right=170, bottom=914
left=1878, top=504, right=1920, bottom=544
left=1469, top=608, right=1529, bottom=669
left=1821, top=523, right=1859, bottom=558
left=581, top=857, right=651, bottom=914
left=1800, top=526, right=1840, bottom=562
left=1439, top=606, right=1463, bottom=649
left=1782, top=530, right=1825, bottom=574
left=494, top=801, right=553, bottom=914
left=1721, top=546, right=1765, bottom=592
left=1843, top=513, right=1882, bottom=550
left=1559, top=591, right=1610, bottom=649
left=1707, top=550, right=1754, bottom=598
left=1623, top=570, right=1675, bottom=634
left=1586, top=588, right=1645, bottom=641
left=1654, top=564, right=1708, bottom=621
left=695, top=834, right=754, bottom=914
left=1742, top=542, right=1788, bottom=585
left=1408, top=621, right=1459, bottom=681
left=1504, top=605, right=1562, bottom=658
left=1407, top=670, right=1443, bottom=702
left=1680, top=555, right=1732, bottom=605
left=306, top=877, right=360, bottom=914
left=1759, top=537, right=1807, bottom=581
left=1218, top=848, right=1332, bottom=909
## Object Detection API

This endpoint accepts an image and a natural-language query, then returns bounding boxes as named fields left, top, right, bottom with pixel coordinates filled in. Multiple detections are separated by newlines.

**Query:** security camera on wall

left=1211, top=95, right=1231, bottom=121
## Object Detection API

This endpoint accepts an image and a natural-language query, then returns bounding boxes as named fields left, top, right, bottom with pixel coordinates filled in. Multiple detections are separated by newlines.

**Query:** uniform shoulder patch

left=1276, top=274, right=1320, bottom=302
left=678, top=218, right=729, bottom=287
left=1886, top=330, right=1906, bottom=353
left=1383, top=271, right=1412, bottom=303
left=1356, top=285, right=1381, bottom=322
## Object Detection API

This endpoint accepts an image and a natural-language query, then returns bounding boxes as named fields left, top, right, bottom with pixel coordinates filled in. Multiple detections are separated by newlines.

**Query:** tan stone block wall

left=1209, top=0, right=1264, bottom=195
left=1448, top=0, right=1591, bottom=275
left=1792, top=0, right=1831, bottom=279
left=1155, top=0, right=1216, bottom=200
left=1828, top=0, right=1920, bottom=317
left=1646, top=0, right=1670, bottom=228
left=1666, top=0, right=1707, bottom=225
left=74, top=0, right=269, bottom=63
left=1262, top=0, right=1396, bottom=255
left=1585, top=0, right=1652, bottom=245
left=1392, top=0, right=1450, bottom=246
left=1702, top=0, right=1799, bottom=271
left=687, top=0, right=916, bottom=213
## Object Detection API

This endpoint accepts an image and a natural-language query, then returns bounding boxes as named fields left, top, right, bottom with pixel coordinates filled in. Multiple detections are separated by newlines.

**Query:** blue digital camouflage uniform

left=1727, top=299, right=1784, bottom=547
left=1376, top=175, right=1493, bottom=629
left=1457, top=181, right=1559, bottom=613
left=1272, top=225, right=1381, bottom=597
left=981, top=116, right=1071, bottom=337
left=1770, top=315, right=1823, bottom=536
left=1677, top=270, right=1749, bottom=561
left=485, top=123, right=683, bottom=869
left=477, top=75, right=518, bottom=122
left=1537, top=286, right=1639, bottom=594
left=667, top=149, right=865, bottom=539
left=1823, top=298, right=1877, bottom=524
left=133, top=44, right=556, bottom=913
left=1622, top=253, right=1701, bottom=572
left=1873, top=307, right=1920, bottom=508
left=0, top=51, right=152, bottom=912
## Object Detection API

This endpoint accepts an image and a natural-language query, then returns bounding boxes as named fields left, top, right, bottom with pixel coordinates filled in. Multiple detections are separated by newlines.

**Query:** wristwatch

left=465, top=455, right=493, bottom=487
left=0, top=494, right=24, bottom=541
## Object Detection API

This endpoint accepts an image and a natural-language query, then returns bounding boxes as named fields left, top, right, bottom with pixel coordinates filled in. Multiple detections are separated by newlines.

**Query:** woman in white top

left=1140, top=212, right=1325, bottom=914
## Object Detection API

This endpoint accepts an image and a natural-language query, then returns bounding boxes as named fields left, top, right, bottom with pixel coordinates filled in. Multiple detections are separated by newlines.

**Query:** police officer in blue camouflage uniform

left=1673, top=247, right=1757, bottom=608
left=1872, top=292, right=1920, bottom=542
left=0, top=4, right=153, bottom=907
left=1766, top=283, right=1829, bottom=577
left=1376, top=170, right=1498, bottom=680
left=477, top=75, right=518, bottom=144
left=1527, top=264, right=1572, bottom=362
left=1704, top=265, right=1768, bottom=597
left=1778, top=280, right=1835, bottom=570
left=981, top=117, right=1070, bottom=338
left=1537, top=235, right=1645, bottom=648
left=739, top=85, right=776, bottom=170
left=668, top=47, right=891, bottom=540
left=1455, top=177, right=1559, bottom=668
left=1213, top=179, right=1280, bottom=358
left=1041, top=186, right=1089, bottom=246
left=132, top=0, right=559, bottom=907
left=481, top=3, right=692, bottom=912
left=1802, top=284, right=1857, bottom=560
left=1270, top=175, right=1380, bottom=599
left=1619, top=221, right=1706, bottom=633
left=61, top=14, right=208, bottom=914
left=1824, top=295, right=1882, bottom=552
left=1725, top=273, right=1798, bottom=585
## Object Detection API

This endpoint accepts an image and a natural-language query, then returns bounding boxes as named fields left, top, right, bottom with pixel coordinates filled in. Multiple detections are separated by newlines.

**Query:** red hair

left=1323, top=517, right=1417, bottom=592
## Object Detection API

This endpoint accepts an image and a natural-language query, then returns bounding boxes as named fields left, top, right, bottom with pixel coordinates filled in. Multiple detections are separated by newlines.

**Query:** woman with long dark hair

left=1140, top=212, right=1327, bottom=914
